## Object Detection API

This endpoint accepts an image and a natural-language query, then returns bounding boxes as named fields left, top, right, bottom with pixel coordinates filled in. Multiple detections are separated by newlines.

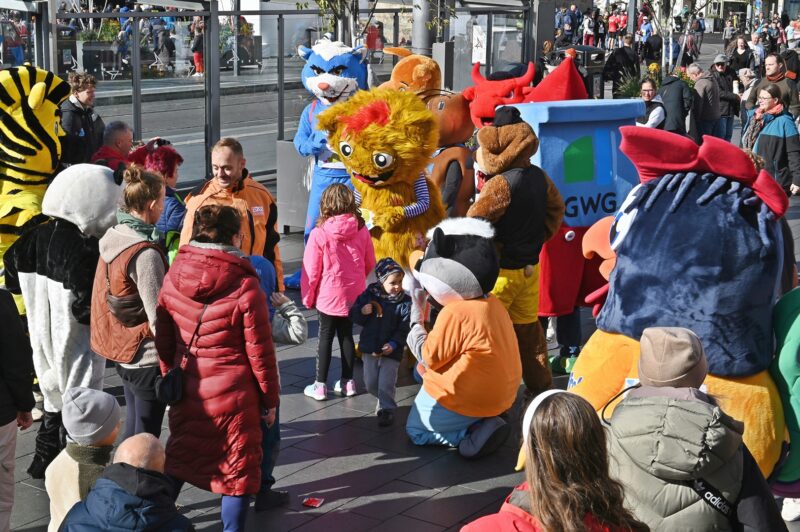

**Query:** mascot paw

left=373, top=207, right=406, bottom=231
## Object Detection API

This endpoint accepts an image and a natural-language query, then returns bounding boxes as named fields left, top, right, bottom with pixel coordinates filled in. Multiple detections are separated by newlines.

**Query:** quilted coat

left=607, top=387, right=786, bottom=531
left=301, top=214, right=375, bottom=316
left=156, top=243, right=279, bottom=496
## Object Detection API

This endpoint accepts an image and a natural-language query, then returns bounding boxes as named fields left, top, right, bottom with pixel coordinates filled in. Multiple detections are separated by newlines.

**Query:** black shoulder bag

left=156, top=304, right=207, bottom=405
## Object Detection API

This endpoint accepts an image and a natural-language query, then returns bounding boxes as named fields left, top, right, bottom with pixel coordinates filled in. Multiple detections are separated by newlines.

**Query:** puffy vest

left=493, top=166, right=548, bottom=269
left=90, top=241, right=167, bottom=363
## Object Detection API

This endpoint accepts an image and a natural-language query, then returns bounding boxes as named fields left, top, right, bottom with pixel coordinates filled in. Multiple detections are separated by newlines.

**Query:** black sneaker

left=254, top=490, right=290, bottom=512
left=377, top=409, right=395, bottom=427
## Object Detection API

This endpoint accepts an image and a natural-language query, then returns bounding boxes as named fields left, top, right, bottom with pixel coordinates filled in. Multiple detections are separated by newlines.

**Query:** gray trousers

left=362, top=354, right=400, bottom=412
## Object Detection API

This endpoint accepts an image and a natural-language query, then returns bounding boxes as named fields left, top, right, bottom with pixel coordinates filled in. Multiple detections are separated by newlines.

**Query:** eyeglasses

left=758, top=96, right=776, bottom=100
left=640, top=89, right=655, bottom=93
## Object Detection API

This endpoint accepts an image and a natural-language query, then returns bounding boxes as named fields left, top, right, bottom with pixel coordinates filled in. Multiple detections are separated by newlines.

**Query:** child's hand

left=361, top=303, right=373, bottom=315
left=271, top=292, right=290, bottom=307
left=381, top=343, right=394, bottom=356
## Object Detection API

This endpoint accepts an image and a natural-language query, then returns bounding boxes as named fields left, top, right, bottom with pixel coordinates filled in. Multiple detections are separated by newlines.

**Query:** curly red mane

left=342, top=100, right=391, bottom=135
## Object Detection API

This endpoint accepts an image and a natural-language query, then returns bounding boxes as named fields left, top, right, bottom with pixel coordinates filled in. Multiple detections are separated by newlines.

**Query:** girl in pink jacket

left=301, top=184, right=375, bottom=401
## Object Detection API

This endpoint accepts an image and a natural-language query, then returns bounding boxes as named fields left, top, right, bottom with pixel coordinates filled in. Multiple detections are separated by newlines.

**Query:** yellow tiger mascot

left=0, top=66, right=70, bottom=312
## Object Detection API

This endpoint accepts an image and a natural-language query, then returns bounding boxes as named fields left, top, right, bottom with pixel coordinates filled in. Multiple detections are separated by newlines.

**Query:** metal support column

left=36, top=7, right=47, bottom=70
left=48, top=0, right=57, bottom=73
left=412, top=0, right=433, bottom=55
left=131, top=18, right=142, bottom=140
left=531, top=0, right=555, bottom=66
left=485, top=14, right=493, bottom=76
left=233, top=0, right=240, bottom=77
left=392, top=12, right=399, bottom=66
left=205, top=2, right=221, bottom=178
left=277, top=14, right=285, bottom=141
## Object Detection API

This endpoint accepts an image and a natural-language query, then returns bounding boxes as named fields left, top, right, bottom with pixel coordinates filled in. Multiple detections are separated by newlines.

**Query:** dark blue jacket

left=349, top=286, right=411, bottom=361
left=156, top=187, right=186, bottom=262
left=59, top=463, right=193, bottom=532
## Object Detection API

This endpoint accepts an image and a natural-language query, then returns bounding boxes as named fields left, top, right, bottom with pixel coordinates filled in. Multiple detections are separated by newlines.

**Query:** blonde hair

left=317, top=184, right=364, bottom=228
left=212, top=137, right=244, bottom=157
left=122, top=165, right=164, bottom=214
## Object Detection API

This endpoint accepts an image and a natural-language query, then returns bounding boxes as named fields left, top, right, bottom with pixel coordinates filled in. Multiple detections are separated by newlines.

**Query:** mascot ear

left=431, top=228, right=454, bottom=258
left=113, top=162, right=126, bottom=185
left=28, top=82, right=47, bottom=110
left=352, top=45, right=369, bottom=63
left=298, top=45, right=313, bottom=61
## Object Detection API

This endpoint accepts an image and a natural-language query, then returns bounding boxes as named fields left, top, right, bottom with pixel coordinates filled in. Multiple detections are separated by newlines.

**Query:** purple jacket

left=301, top=214, right=375, bottom=316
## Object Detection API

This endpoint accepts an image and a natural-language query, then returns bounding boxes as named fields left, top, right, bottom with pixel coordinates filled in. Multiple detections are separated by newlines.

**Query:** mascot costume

left=466, top=107, right=564, bottom=396
left=316, top=88, right=445, bottom=270
left=567, top=127, right=790, bottom=478
left=4, top=164, right=123, bottom=478
left=406, top=218, right=522, bottom=458
left=424, top=90, right=476, bottom=217
left=285, top=39, right=368, bottom=289
left=0, top=66, right=70, bottom=313
left=379, top=47, right=441, bottom=93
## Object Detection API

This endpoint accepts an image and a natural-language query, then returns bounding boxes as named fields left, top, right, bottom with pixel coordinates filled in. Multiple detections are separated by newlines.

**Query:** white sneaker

left=782, top=498, right=800, bottom=521
left=546, top=319, right=558, bottom=350
left=303, top=382, right=327, bottom=401
left=334, top=379, right=357, bottom=397
left=31, top=407, right=43, bottom=422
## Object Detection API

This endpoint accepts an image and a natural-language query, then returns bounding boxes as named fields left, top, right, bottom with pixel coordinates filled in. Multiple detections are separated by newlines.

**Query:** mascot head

left=379, top=48, right=441, bottom=93
left=422, top=90, right=475, bottom=147
left=474, top=106, right=538, bottom=182
left=0, top=66, right=70, bottom=188
left=298, top=39, right=368, bottom=106
left=411, top=218, right=498, bottom=308
left=598, top=127, right=787, bottom=377
left=462, top=63, right=534, bottom=128
left=42, top=163, right=124, bottom=238
left=317, top=88, right=438, bottom=188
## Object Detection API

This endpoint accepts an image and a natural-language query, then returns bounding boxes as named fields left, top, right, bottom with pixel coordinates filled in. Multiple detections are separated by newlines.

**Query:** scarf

left=367, top=281, right=406, bottom=304
left=742, top=101, right=785, bottom=150
left=116, top=210, right=162, bottom=242
left=767, top=71, right=787, bottom=82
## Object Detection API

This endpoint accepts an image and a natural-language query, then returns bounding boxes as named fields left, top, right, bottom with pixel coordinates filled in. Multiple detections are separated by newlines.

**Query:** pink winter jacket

left=301, top=214, right=375, bottom=316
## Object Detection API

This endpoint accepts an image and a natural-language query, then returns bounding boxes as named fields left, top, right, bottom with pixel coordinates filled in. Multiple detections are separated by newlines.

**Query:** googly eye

left=610, top=184, right=642, bottom=251
left=339, top=142, right=353, bottom=157
left=373, top=152, right=394, bottom=168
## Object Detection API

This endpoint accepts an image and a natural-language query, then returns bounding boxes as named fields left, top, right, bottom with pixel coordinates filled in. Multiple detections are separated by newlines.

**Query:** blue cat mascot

left=284, top=38, right=368, bottom=289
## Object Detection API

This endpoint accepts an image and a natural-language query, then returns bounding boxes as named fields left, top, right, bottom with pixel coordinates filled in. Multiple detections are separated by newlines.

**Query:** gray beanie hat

left=62, top=387, right=121, bottom=446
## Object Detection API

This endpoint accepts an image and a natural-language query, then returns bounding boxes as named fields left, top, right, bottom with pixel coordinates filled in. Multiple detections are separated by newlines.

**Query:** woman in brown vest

left=90, top=166, right=167, bottom=439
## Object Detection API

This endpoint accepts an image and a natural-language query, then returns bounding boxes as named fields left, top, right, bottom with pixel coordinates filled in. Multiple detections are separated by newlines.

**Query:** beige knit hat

left=638, top=327, right=708, bottom=389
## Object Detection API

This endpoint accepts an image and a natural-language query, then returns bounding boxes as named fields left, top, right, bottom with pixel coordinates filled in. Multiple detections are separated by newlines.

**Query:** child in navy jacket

left=349, top=258, right=411, bottom=426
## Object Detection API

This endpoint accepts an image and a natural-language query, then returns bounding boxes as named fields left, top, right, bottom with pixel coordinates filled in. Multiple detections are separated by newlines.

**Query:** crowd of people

left=4, top=16, right=800, bottom=529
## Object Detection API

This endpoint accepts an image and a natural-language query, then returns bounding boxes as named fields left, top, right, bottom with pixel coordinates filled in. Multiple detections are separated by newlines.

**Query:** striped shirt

left=354, top=174, right=431, bottom=219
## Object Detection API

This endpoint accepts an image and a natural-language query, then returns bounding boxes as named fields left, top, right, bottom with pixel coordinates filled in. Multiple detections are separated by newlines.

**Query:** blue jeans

left=406, top=387, right=480, bottom=447
left=259, top=408, right=280, bottom=493
left=169, top=478, right=250, bottom=532
left=697, top=118, right=724, bottom=140
left=719, top=116, right=734, bottom=142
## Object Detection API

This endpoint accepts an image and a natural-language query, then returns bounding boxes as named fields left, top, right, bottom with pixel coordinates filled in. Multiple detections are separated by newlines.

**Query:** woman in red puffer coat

left=156, top=205, right=279, bottom=531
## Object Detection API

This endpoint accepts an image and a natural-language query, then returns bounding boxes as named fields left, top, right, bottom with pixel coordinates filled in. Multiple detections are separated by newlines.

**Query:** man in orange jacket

left=180, top=137, right=284, bottom=290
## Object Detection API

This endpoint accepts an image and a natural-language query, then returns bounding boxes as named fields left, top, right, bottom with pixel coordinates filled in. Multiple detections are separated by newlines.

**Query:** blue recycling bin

left=512, top=99, right=645, bottom=227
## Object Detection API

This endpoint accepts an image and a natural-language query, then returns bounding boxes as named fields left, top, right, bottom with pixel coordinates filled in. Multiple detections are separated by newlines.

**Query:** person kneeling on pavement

left=406, top=218, right=522, bottom=458
left=606, top=327, right=786, bottom=532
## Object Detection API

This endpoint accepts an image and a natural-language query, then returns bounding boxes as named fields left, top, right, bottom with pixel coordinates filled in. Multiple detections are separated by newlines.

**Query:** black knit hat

left=376, top=257, right=403, bottom=283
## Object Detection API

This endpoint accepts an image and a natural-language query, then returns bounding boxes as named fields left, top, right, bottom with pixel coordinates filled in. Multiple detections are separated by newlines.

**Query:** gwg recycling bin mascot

left=406, top=218, right=522, bottom=458
left=4, top=164, right=123, bottom=478
left=566, top=127, right=791, bottom=478
left=285, top=38, right=369, bottom=289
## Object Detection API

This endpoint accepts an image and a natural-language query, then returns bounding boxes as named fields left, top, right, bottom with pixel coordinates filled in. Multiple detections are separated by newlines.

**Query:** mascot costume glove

left=467, top=106, right=565, bottom=396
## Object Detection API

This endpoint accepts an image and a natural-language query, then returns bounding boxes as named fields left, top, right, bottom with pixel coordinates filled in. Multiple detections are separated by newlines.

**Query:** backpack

left=699, top=18, right=706, bottom=31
